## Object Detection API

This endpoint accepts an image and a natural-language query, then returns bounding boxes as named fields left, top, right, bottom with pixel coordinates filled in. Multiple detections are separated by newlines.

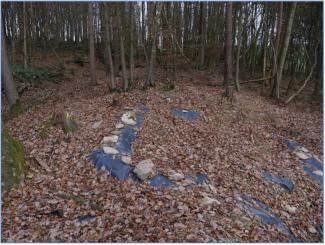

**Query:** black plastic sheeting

left=282, top=138, right=303, bottom=151
left=148, top=174, right=208, bottom=188
left=262, top=171, right=294, bottom=192
left=171, top=108, right=200, bottom=121
left=89, top=105, right=149, bottom=180
left=282, top=138, right=323, bottom=188
left=241, top=194, right=299, bottom=242
left=149, top=175, right=173, bottom=188
left=89, top=104, right=208, bottom=188
left=89, top=150, right=133, bottom=180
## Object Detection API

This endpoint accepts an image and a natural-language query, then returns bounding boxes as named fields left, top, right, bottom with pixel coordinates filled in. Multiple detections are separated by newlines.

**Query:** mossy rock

left=2, top=128, right=25, bottom=189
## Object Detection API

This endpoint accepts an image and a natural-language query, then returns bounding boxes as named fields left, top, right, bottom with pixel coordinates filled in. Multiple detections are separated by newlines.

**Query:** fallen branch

left=232, top=76, right=274, bottom=86
left=284, top=42, right=319, bottom=105
left=34, top=156, right=51, bottom=173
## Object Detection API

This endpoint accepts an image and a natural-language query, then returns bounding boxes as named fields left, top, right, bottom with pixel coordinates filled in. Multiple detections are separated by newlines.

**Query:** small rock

left=116, top=123, right=124, bottom=129
left=293, top=150, right=311, bottom=160
left=200, top=196, right=221, bottom=206
left=313, top=170, right=323, bottom=176
left=103, top=146, right=119, bottom=155
left=133, top=159, right=154, bottom=181
left=308, top=226, right=317, bottom=234
left=121, top=111, right=136, bottom=125
left=168, top=171, right=184, bottom=181
left=102, top=135, right=118, bottom=144
left=91, top=121, right=102, bottom=129
left=111, top=130, right=121, bottom=135
left=285, top=205, right=297, bottom=213
left=121, top=156, right=132, bottom=165
left=298, top=147, right=309, bottom=153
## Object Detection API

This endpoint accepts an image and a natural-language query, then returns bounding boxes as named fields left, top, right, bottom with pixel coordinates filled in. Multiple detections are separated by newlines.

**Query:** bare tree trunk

left=271, top=2, right=283, bottom=96
left=118, top=4, right=128, bottom=90
left=104, top=3, right=115, bottom=89
left=198, top=2, right=207, bottom=69
left=235, top=4, right=243, bottom=92
left=2, top=24, right=19, bottom=108
left=146, top=3, right=161, bottom=87
left=224, top=2, right=233, bottom=98
left=88, top=3, right=97, bottom=85
left=129, top=2, right=134, bottom=85
left=23, top=2, right=27, bottom=69
left=275, top=2, right=297, bottom=100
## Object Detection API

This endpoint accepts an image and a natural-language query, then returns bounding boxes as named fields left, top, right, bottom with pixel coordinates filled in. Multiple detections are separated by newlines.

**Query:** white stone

left=293, top=150, right=311, bottom=160
left=115, top=123, right=124, bottom=129
left=285, top=205, right=297, bottom=213
left=103, top=146, right=119, bottom=155
left=298, top=146, right=309, bottom=153
left=121, top=156, right=132, bottom=165
left=121, top=112, right=136, bottom=125
left=200, top=196, right=221, bottom=206
left=91, top=121, right=102, bottom=129
left=168, top=171, right=184, bottom=181
left=313, top=170, right=323, bottom=176
left=308, top=226, right=317, bottom=234
left=111, top=130, right=121, bottom=135
left=102, top=135, right=118, bottom=144
left=133, top=159, right=154, bottom=180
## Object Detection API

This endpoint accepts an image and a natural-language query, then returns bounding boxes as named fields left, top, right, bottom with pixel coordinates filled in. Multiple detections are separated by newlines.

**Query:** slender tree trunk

left=2, top=24, right=19, bottom=108
left=104, top=3, right=115, bottom=89
left=146, top=3, right=161, bottom=87
left=118, top=4, right=128, bottom=90
left=198, top=2, right=207, bottom=69
left=88, top=3, right=97, bottom=85
left=224, top=2, right=233, bottom=98
left=275, top=2, right=297, bottom=100
left=271, top=2, right=283, bottom=96
left=235, top=4, right=243, bottom=92
left=129, top=2, right=134, bottom=85
left=23, top=2, right=27, bottom=69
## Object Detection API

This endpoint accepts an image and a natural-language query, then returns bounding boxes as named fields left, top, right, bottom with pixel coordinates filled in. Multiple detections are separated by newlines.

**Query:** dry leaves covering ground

left=2, top=60, right=323, bottom=242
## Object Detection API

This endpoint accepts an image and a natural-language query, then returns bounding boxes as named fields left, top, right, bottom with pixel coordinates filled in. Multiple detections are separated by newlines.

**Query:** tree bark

left=198, top=2, right=207, bottom=69
left=2, top=24, right=19, bottom=108
left=129, top=2, right=134, bottom=85
left=224, top=2, right=233, bottom=97
left=118, top=4, right=128, bottom=90
left=23, top=2, right=27, bottom=69
left=88, top=3, right=97, bottom=85
left=235, top=4, right=243, bottom=92
left=103, top=2, right=115, bottom=89
left=275, top=2, right=297, bottom=100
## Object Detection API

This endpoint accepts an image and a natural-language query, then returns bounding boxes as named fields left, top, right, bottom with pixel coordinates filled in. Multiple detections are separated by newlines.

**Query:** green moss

left=9, top=100, right=23, bottom=119
left=2, top=128, right=25, bottom=189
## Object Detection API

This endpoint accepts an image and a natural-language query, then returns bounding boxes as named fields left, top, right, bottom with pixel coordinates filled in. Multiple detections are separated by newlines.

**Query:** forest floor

left=2, top=56, right=323, bottom=242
